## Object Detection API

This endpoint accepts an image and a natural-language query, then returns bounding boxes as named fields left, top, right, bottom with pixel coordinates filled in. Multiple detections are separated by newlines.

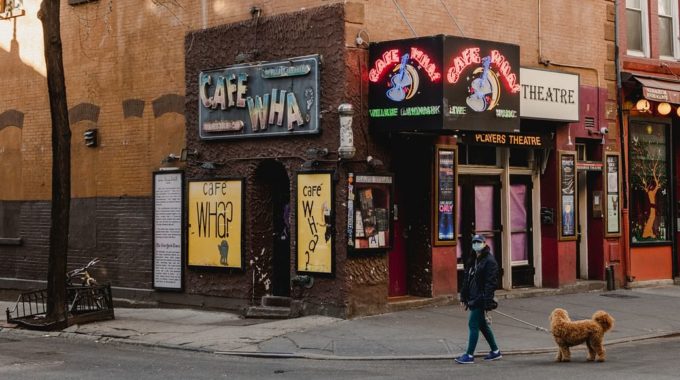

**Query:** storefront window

left=629, top=121, right=670, bottom=244
left=458, top=144, right=497, bottom=166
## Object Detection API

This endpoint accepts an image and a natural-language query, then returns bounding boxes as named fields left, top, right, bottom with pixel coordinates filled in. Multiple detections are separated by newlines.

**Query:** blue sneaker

left=455, top=353, right=475, bottom=364
left=484, top=350, right=502, bottom=361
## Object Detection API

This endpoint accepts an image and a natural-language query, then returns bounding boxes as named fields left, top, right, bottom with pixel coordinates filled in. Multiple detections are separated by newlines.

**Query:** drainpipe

left=614, top=0, right=632, bottom=284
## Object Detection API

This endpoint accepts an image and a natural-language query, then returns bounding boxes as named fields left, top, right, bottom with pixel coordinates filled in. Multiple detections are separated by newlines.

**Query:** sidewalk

left=2, top=285, right=680, bottom=360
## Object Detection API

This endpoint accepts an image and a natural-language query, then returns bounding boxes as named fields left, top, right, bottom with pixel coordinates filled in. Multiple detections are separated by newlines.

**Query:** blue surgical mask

left=472, top=242, right=485, bottom=252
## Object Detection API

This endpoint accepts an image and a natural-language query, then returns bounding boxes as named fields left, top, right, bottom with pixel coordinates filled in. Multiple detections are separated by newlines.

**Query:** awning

left=635, top=76, right=680, bottom=104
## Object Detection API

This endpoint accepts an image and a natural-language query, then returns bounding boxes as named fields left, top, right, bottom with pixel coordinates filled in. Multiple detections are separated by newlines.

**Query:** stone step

left=261, top=295, right=292, bottom=308
left=245, top=306, right=291, bottom=319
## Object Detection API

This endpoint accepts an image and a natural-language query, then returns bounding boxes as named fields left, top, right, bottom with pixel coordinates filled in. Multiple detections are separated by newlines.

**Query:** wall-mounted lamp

left=657, top=102, right=672, bottom=116
left=83, top=129, right=97, bottom=148
left=338, top=103, right=356, bottom=160
left=636, top=99, right=651, bottom=113
left=180, top=148, right=199, bottom=162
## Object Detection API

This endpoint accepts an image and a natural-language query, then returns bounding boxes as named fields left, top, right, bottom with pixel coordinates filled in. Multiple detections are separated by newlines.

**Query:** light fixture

left=566, top=125, right=573, bottom=146
left=338, top=103, right=356, bottom=160
left=676, top=107, right=680, bottom=118
left=636, top=99, right=651, bottom=113
left=657, top=102, right=671, bottom=116
left=0, top=0, right=25, bottom=20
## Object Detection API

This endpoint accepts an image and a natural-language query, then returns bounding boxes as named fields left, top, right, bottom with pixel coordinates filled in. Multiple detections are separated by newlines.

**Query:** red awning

left=635, top=76, right=680, bottom=104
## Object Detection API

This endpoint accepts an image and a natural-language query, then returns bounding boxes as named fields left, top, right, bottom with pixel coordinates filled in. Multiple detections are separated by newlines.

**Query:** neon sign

left=446, top=47, right=520, bottom=93
left=369, top=49, right=400, bottom=83
left=369, top=47, right=440, bottom=83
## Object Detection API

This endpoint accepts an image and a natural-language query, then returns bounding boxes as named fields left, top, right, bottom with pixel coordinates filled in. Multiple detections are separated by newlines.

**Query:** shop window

left=629, top=121, right=670, bottom=244
left=626, top=0, right=650, bottom=57
left=458, top=144, right=497, bottom=166
left=658, top=0, right=679, bottom=59
left=509, top=148, right=529, bottom=167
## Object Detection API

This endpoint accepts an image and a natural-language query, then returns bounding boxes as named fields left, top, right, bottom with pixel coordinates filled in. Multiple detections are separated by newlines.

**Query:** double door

left=457, top=174, right=534, bottom=289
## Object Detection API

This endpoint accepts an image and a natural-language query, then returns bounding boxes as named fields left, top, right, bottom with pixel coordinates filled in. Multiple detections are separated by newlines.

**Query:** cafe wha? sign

left=198, top=55, right=320, bottom=140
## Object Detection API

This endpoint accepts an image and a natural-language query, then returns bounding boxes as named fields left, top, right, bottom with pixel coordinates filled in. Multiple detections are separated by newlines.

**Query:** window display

left=347, top=173, right=393, bottom=252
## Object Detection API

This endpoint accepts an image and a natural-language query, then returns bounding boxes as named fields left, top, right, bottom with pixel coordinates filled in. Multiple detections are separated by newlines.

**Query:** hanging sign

left=198, top=55, right=320, bottom=140
left=443, top=37, right=521, bottom=133
left=187, top=179, right=244, bottom=269
left=296, top=172, right=334, bottom=275
left=368, top=36, right=445, bottom=131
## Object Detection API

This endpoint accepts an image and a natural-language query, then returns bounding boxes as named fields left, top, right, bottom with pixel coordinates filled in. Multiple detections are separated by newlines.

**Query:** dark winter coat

left=460, top=246, right=498, bottom=310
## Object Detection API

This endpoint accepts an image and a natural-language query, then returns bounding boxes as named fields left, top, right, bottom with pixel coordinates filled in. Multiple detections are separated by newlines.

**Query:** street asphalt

left=2, top=285, right=680, bottom=360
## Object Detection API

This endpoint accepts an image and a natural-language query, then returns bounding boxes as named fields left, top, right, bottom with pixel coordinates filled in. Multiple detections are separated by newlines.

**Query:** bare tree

left=38, top=0, right=71, bottom=328
left=630, top=135, right=667, bottom=240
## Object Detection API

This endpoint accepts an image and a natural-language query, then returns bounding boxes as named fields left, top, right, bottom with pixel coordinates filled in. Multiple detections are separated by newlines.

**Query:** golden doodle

left=549, top=308, right=614, bottom=362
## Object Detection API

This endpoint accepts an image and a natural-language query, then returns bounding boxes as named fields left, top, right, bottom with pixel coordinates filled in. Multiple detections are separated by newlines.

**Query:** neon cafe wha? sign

left=368, top=36, right=521, bottom=134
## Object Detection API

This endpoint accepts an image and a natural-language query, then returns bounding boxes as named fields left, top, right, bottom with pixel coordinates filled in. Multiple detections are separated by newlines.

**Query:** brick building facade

left=0, top=1, right=621, bottom=318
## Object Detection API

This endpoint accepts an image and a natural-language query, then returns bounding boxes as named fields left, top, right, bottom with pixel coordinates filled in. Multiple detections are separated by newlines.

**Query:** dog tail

left=592, top=310, right=614, bottom=332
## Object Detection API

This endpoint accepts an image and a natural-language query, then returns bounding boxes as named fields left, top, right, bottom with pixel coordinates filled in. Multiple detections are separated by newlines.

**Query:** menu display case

left=347, top=173, right=393, bottom=252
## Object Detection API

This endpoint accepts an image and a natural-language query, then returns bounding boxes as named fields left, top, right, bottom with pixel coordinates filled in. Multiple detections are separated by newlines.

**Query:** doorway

left=510, top=175, right=534, bottom=287
left=576, top=169, right=605, bottom=280
left=254, top=160, right=291, bottom=297
left=457, top=175, right=502, bottom=289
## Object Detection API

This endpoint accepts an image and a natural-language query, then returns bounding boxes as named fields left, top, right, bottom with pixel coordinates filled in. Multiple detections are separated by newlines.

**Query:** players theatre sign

left=368, top=36, right=520, bottom=133
left=198, top=55, right=320, bottom=140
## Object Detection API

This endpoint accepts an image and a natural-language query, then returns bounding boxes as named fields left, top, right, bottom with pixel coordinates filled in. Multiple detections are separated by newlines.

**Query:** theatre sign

left=198, top=55, right=320, bottom=140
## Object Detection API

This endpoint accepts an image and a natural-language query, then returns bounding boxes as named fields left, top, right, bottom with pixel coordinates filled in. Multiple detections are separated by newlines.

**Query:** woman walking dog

left=455, top=234, right=502, bottom=364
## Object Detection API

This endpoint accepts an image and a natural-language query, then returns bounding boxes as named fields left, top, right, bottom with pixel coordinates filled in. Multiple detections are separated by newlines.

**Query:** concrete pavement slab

left=2, top=286, right=680, bottom=360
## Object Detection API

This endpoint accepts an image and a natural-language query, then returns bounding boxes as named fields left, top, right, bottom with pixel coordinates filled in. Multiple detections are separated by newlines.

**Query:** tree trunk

left=39, top=0, right=71, bottom=327
left=642, top=187, right=659, bottom=238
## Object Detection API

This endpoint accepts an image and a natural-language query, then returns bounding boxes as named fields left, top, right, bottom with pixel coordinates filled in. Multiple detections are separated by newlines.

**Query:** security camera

left=600, top=127, right=609, bottom=135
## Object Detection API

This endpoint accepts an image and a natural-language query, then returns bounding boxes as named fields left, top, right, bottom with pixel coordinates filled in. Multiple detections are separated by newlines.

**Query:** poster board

left=187, top=179, right=244, bottom=269
left=558, top=151, right=577, bottom=241
left=153, top=170, right=184, bottom=291
left=296, top=171, right=335, bottom=275
left=604, top=153, right=621, bottom=237
left=433, top=144, right=457, bottom=246
left=348, top=173, right=393, bottom=253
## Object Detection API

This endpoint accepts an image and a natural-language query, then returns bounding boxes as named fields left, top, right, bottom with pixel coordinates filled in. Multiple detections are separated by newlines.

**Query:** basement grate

left=600, top=293, right=640, bottom=299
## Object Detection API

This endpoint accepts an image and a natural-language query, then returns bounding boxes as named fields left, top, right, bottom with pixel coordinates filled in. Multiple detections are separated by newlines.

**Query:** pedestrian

left=455, top=234, right=502, bottom=364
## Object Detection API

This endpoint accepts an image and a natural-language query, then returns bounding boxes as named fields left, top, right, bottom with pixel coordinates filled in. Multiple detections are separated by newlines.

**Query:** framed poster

left=558, top=151, right=577, bottom=241
left=187, top=179, right=244, bottom=269
left=153, top=170, right=184, bottom=291
left=349, top=173, right=393, bottom=253
left=433, top=144, right=457, bottom=246
left=605, top=153, right=621, bottom=236
left=296, top=171, right=335, bottom=276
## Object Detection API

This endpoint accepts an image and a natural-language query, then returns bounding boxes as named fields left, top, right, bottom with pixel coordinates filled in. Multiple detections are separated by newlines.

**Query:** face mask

left=472, top=242, right=485, bottom=252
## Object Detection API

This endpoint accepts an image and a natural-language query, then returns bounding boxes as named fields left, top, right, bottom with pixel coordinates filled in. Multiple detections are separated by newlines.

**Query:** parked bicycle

left=66, top=258, right=104, bottom=313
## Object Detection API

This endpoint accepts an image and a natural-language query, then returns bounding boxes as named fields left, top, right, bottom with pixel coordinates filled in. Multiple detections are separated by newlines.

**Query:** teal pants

left=466, top=307, right=498, bottom=355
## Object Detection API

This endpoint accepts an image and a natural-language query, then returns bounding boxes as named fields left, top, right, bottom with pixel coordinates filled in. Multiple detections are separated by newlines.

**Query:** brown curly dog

left=549, top=308, right=615, bottom=362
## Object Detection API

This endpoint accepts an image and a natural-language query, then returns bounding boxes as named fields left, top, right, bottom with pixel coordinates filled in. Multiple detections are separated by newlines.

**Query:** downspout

left=614, top=0, right=632, bottom=283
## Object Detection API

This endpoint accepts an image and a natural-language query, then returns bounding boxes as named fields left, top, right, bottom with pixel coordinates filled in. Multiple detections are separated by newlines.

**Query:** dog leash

left=491, top=310, right=551, bottom=333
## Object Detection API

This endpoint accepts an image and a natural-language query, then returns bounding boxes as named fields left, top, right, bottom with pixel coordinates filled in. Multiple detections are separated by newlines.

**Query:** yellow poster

left=188, top=180, right=243, bottom=268
left=297, top=172, right=333, bottom=274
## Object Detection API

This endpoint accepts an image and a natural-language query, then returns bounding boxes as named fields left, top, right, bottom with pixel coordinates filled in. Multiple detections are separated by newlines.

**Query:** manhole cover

left=600, top=293, right=639, bottom=299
